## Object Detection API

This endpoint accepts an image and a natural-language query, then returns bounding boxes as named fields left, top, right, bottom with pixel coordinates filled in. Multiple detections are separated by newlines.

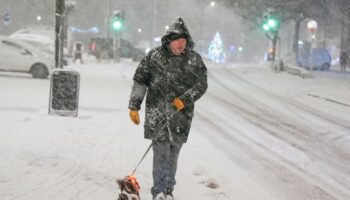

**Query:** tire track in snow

left=220, top=66, right=350, bottom=130
left=196, top=66, right=350, bottom=199
left=210, top=66, right=350, bottom=162
left=194, top=110, right=338, bottom=200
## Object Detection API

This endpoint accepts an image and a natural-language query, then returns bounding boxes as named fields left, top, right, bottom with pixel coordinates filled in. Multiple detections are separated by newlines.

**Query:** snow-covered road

left=199, top=65, right=350, bottom=200
left=1, top=58, right=349, bottom=200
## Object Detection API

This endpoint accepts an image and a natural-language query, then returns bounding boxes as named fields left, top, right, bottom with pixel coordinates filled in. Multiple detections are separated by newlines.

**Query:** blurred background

left=1, top=0, right=349, bottom=64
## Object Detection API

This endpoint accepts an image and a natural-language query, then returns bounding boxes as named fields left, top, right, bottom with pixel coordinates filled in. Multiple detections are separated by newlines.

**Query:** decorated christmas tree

left=208, top=32, right=226, bottom=63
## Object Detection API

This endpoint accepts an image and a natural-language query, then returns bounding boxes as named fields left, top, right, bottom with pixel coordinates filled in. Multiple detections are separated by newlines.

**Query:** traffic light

left=262, top=9, right=280, bottom=62
left=111, top=10, right=124, bottom=32
left=263, top=23, right=270, bottom=31
left=267, top=18, right=277, bottom=29
left=262, top=9, right=280, bottom=32
left=112, top=20, right=123, bottom=30
left=262, top=17, right=279, bottom=32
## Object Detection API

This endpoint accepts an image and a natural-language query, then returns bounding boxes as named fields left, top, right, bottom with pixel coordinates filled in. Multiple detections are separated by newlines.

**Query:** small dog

left=117, top=175, right=141, bottom=200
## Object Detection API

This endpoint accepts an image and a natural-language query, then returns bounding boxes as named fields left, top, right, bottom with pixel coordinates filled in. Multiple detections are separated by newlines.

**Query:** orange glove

left=129, top=110, right=140, bottom=125
left=173, top=97, right=185, bottom=111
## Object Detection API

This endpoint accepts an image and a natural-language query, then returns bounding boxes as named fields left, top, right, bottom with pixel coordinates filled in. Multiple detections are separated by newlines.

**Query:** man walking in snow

left=128, top=17, right=208, bottom=200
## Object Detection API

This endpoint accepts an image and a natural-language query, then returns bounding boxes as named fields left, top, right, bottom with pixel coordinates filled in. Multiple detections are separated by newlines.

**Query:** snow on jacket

left=128, top=17, right=208, bottom=143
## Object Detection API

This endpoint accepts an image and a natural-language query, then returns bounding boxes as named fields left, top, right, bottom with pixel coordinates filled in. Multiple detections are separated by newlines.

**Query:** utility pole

left=55, top=0, right=65, bottom=69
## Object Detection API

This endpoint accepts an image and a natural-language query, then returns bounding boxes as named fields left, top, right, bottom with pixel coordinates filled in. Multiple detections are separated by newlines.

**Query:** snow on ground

left=0, top=56, right=350, bottom=200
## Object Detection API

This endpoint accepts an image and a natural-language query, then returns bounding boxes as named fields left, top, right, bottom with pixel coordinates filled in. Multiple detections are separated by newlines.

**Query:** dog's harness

left=126, top=175, right=140, bottom=192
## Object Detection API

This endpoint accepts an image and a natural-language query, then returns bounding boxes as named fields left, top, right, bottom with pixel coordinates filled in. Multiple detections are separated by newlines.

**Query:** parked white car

left=10, top=26, right=70, bottom=57
left=0, top=36, right=54, bottom=78
left=10, top=33, right=55, bottom=54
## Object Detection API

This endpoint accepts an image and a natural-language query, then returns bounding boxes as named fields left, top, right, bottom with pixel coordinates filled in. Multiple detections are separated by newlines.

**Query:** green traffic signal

left=268, top=19, right=277, bottom=28
left=111, top=17, right=124, bottom=32
left=113, top=20, right=122, bottom=30
left=262, top=17, right=279, bottom=32
left=263, top=24, right=270, bottom=31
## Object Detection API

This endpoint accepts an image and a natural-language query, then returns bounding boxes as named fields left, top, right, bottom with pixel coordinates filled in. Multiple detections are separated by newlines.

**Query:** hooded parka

left=129, top=18, right=207, bottom=143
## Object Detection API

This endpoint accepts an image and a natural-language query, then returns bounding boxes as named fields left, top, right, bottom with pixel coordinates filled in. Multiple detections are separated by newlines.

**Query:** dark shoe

left=165, top=188, right=174, bottom=200
left=165, top=193, right=174, bottom=200
left=154, top=192, right=166, bottom=200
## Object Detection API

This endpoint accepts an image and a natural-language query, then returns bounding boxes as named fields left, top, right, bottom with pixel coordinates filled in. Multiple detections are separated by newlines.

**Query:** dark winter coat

left=129, top=18, right=208, bottom=143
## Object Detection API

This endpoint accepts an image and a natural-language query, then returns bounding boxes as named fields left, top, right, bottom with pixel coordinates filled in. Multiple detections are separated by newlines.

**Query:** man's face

left=169, top=38, right=187, bottom=55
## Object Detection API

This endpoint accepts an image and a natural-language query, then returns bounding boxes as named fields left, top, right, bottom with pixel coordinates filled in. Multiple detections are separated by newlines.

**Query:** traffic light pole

left=265, top=31, right=278, bottom=62
left=262, top=9, right=280, bottom=68
left=111, top=9, right=124, bottom=63
left=113, top=32, right=120, bottom=63
left=113, top=34, right=116, bottom=62
left=272, top=32, right=278, bottom=62
left=117, top=32, right=120, bottom=62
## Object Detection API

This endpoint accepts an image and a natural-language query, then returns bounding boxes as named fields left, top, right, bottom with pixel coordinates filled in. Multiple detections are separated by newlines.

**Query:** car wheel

left=321, top=63, right=330, bottom=71
left=31, top=63, right=49, bottom=79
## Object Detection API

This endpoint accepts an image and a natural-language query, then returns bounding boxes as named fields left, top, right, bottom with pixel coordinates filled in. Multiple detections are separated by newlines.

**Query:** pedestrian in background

left=340, top=51, right=348, bottom=72
left=98, top=41, right=110, bottom=63
left=72, top=42, right=84, bottom=64
left=128, top=17, right=208, bottom=200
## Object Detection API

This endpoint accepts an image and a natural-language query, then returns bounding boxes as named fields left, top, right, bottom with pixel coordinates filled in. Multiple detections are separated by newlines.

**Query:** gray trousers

left=151, top=139, right=183, bottom=197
